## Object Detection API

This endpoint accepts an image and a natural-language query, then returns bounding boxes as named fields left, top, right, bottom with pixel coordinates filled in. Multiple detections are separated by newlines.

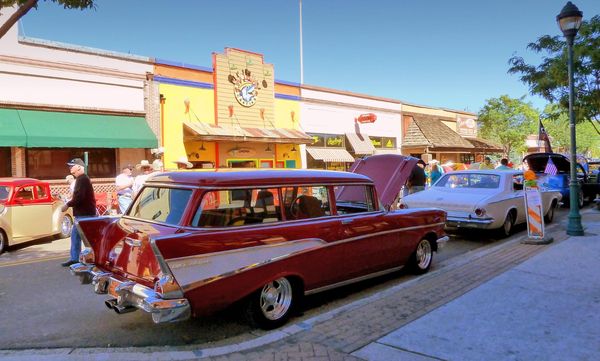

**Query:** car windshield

left=127, top=186, right=192, bottom=225
left=435, top=173, right=500, bottom=189
left=0, top=186, right=10, bottom=202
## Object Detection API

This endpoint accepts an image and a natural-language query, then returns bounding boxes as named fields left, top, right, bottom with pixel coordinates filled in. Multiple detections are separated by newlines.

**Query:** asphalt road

left=0, top=208, right=568, bottom=350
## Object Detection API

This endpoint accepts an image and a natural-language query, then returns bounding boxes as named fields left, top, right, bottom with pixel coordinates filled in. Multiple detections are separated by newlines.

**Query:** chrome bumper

left=69, top=263, right=190, bottom=323
left=436, top=236, right=450, bottom=249
left=446, top=216, right=494, bottom=229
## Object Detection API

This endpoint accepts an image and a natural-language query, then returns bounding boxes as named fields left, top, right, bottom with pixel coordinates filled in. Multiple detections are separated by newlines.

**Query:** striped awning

left=345, top=133, right=375, bottom=155
left=306, top=147, right=355, bottom=162
left=184, top=121, right=312, bottom=144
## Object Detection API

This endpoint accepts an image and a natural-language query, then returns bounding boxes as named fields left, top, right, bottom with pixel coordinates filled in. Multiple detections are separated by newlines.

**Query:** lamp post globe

left=557, top=2, right=584, bottom=236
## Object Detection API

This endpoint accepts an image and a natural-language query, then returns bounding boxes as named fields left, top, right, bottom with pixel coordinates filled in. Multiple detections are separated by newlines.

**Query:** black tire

left=0, top=230, right=7, bottom=254
left=544, top=201, right=556, bottom=224
left=408, top=239, right=433, bottom=275
left=59, top=214, right=73, bottom=239
left=244, top=277, right=298, bottom=330
left=498, top=212, right=514, bottom=238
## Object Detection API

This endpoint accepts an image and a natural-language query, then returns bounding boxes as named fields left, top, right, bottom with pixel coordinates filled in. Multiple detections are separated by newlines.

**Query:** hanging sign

left=356, top=113, right=377, bottom=123
left=524, top=185, right=545, bottom=239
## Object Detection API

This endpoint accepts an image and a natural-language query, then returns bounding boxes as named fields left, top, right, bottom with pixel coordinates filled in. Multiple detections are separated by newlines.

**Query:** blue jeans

left=118, top=195, right=133, bottom=214
left=70, top=217, right=88, bottom=262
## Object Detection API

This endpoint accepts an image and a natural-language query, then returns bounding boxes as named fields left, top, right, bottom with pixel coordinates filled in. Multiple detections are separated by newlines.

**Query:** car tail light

left=399, top=203, right=408, bottom=209
left=79, top=247, right=95, bottom=264
left=154, top=275, right=182, bottom=298
left=474, top=208, right=486, bottom=217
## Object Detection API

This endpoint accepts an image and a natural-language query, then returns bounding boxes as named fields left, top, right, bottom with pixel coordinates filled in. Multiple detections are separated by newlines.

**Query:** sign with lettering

left=307, top=133, right=345, bottom=148
left=370, top=137, right=397, bottom=149
left=457, top=116, right=477, bottom=137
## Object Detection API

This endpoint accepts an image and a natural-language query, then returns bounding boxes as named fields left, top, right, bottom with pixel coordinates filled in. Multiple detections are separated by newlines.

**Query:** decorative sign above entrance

left=228, top=147, right=257, bottom=157
left=370, top=136, right=397, bottom=149
left=215, top=48, right=275, bottom=128
left=456, top=116, right=477, bottom=138
left=228, top=69, right=267, bottom=107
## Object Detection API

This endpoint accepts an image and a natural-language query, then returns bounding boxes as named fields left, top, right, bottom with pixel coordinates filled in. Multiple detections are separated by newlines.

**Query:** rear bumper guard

left=69, top=263, right=190, bottom=324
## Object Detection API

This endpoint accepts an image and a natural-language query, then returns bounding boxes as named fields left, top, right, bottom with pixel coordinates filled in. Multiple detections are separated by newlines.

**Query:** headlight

left=474, top=208, right=486, bottom=217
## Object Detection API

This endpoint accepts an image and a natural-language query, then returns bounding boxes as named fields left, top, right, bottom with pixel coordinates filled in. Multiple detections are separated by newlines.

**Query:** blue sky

left=18, top=0, right=600, bottom=113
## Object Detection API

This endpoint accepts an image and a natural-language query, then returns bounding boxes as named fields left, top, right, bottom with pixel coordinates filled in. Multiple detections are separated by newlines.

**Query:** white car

left=399, top=170, right=562, bottom=237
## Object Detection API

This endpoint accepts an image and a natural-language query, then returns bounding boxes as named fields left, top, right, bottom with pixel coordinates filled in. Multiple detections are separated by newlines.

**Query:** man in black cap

left=407, top=159, right=427, bottom=194
left=60, top=158, right=96, bottom=267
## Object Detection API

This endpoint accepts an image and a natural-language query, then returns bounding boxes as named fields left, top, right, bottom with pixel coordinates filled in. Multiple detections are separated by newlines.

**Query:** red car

left=70, top=157, right=447, bottom=329
left=0, top=178, right=73, bottom=253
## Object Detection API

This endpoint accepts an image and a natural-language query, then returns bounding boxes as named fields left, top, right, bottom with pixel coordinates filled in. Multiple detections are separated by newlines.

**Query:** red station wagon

left=70, top=158, right=447, bottom=329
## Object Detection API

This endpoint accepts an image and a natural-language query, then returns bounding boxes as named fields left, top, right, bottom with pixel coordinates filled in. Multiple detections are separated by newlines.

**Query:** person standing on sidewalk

left=407, top=159, right=427, bottom=194
left=115, top=165, right=134, bottom=214
left=60, top=158, right=96, bottom=267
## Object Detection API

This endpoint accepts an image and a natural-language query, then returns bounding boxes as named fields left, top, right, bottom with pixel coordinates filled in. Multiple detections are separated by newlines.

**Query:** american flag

left=545, top=157, right=558, bottom=175
left=538, top=120, right=553, bottom=153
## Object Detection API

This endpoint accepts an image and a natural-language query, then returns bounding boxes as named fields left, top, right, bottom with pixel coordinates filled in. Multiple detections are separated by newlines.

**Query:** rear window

left=436, top=173, right=500, bottom=189
left=128, top=187, right=192, bottom=225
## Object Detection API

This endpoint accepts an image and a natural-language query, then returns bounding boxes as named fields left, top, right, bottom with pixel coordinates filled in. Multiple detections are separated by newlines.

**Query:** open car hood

left=350, top=154, right=418, bottom=209
left=524, top=152, right=570, bottom=173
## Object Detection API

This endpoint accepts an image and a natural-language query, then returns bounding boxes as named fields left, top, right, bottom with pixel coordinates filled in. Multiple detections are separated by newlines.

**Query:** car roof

left=147, top=169, right=373, bottom=187
left=0, top=177, right=45, bottom=186
left=441, top=170, right=521, bottom=175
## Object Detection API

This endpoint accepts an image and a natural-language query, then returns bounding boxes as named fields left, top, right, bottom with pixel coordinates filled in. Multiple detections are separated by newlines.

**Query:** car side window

left=282, top=186, right=331, bottom=220
left=192, top=187, right=282, bottom=227
left=15, top=186, right=34, bottom=202
left=35, top=185, right=48, bottom=200
left=513, top=175, right=524, bottom=191
left=334, top=185, right=376, bottom=214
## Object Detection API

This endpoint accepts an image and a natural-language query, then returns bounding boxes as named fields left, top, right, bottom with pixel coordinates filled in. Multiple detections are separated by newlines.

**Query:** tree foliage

left=542, top=105, right=600, bottom=158
left=478, top=95, right=539, bottom=158
left=0, top=0, right=94, bottom=39
left=508, top=15, right=600, bottom=132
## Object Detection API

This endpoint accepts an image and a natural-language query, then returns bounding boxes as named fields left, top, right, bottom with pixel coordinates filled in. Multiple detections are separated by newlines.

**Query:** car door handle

left=341, top=219, right=354, bottom=225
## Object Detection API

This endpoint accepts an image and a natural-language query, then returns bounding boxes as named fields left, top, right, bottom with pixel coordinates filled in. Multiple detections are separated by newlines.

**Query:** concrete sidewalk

left=1, top=209, right=599, bottom=361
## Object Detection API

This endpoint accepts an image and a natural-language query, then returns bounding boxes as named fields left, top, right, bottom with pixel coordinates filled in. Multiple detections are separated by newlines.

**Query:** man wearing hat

left=115, top=165, right=134, bottom=214
left=173, top=156, right=193, bottom=170
left=60, top=158, right=96, bottom=267
left=132, top=160, right=153, bottom=197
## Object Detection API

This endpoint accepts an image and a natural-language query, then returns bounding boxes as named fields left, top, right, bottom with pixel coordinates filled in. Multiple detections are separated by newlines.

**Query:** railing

left=49, top=178, right=119, bottom=215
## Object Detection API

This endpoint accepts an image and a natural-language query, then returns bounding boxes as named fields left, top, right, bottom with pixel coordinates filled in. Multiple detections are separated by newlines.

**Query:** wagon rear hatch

left=77, top=185, right=194, bottom=286
left=350, top=154, right=418, bottom=209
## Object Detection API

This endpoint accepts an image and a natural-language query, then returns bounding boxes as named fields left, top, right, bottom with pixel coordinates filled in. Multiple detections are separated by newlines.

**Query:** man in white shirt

left=115, top=165, right=134, bottom=214
left=132, top=160, right=153, bottom=198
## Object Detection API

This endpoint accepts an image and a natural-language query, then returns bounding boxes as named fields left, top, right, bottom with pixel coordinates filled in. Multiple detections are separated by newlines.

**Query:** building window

left=26, top=148, right=116, bottom=179
left=0, top=148, right=10, bottom=177
left=460, top=153, right=475, bottom=164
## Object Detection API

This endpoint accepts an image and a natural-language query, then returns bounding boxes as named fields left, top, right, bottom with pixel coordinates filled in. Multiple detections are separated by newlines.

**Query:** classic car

left=399, top=170, right=562, bottom=237
left=0, top=177, right=73, bottom=253
left=70, top=164, right=447, bottom=329
left=524, top=152, right=600, bottom=208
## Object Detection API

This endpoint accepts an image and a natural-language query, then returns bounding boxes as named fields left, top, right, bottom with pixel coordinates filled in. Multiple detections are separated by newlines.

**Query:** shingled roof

left=402, top=116, right=474, bottom=149
left=465, top=137, right=503, bottom=152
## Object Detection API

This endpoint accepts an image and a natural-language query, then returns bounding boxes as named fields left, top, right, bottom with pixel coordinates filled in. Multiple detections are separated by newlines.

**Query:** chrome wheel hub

left=416, top=240, right=432, bottom=269
left=260, top=278, right=292, bottom=320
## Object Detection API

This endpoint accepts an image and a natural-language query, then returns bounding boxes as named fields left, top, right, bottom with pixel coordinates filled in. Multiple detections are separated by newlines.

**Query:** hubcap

left=260, top=278, right=292, bottom=320
left=416, top=240, right=432, bottom=269
left=62, top=216, right=72, bottom=236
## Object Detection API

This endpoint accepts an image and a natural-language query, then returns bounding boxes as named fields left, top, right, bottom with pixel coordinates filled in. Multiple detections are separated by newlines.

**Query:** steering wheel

left=227, top=216, right=246, bottom=226
left=289, top=196, right=303, bottom=219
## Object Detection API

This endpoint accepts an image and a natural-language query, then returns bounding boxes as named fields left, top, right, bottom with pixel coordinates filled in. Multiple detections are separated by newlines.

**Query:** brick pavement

left=201, top=224, right=568, bottom=361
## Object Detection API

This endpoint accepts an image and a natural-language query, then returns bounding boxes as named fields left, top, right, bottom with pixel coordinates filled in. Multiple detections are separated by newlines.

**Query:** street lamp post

left=557, top=1, right=584, bottom=236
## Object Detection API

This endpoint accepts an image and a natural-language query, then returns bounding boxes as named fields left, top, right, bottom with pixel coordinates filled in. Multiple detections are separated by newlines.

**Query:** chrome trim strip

left=305, top=266, right=405, bottom=295
left=173, top=222, right=445, bottom=292
left=124, top=237, right=142, bottom=247
left=446, top=217, right=493, bottom=225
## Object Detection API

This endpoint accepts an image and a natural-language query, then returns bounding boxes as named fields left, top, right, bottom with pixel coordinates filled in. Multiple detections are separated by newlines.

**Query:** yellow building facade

left=155, top=48, right=309, bottom=170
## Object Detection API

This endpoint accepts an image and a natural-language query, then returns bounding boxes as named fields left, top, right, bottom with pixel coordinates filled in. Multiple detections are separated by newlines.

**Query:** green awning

left=0, top=109, right=27, bottom=146
left=17, top=109, right=158, bottom=148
